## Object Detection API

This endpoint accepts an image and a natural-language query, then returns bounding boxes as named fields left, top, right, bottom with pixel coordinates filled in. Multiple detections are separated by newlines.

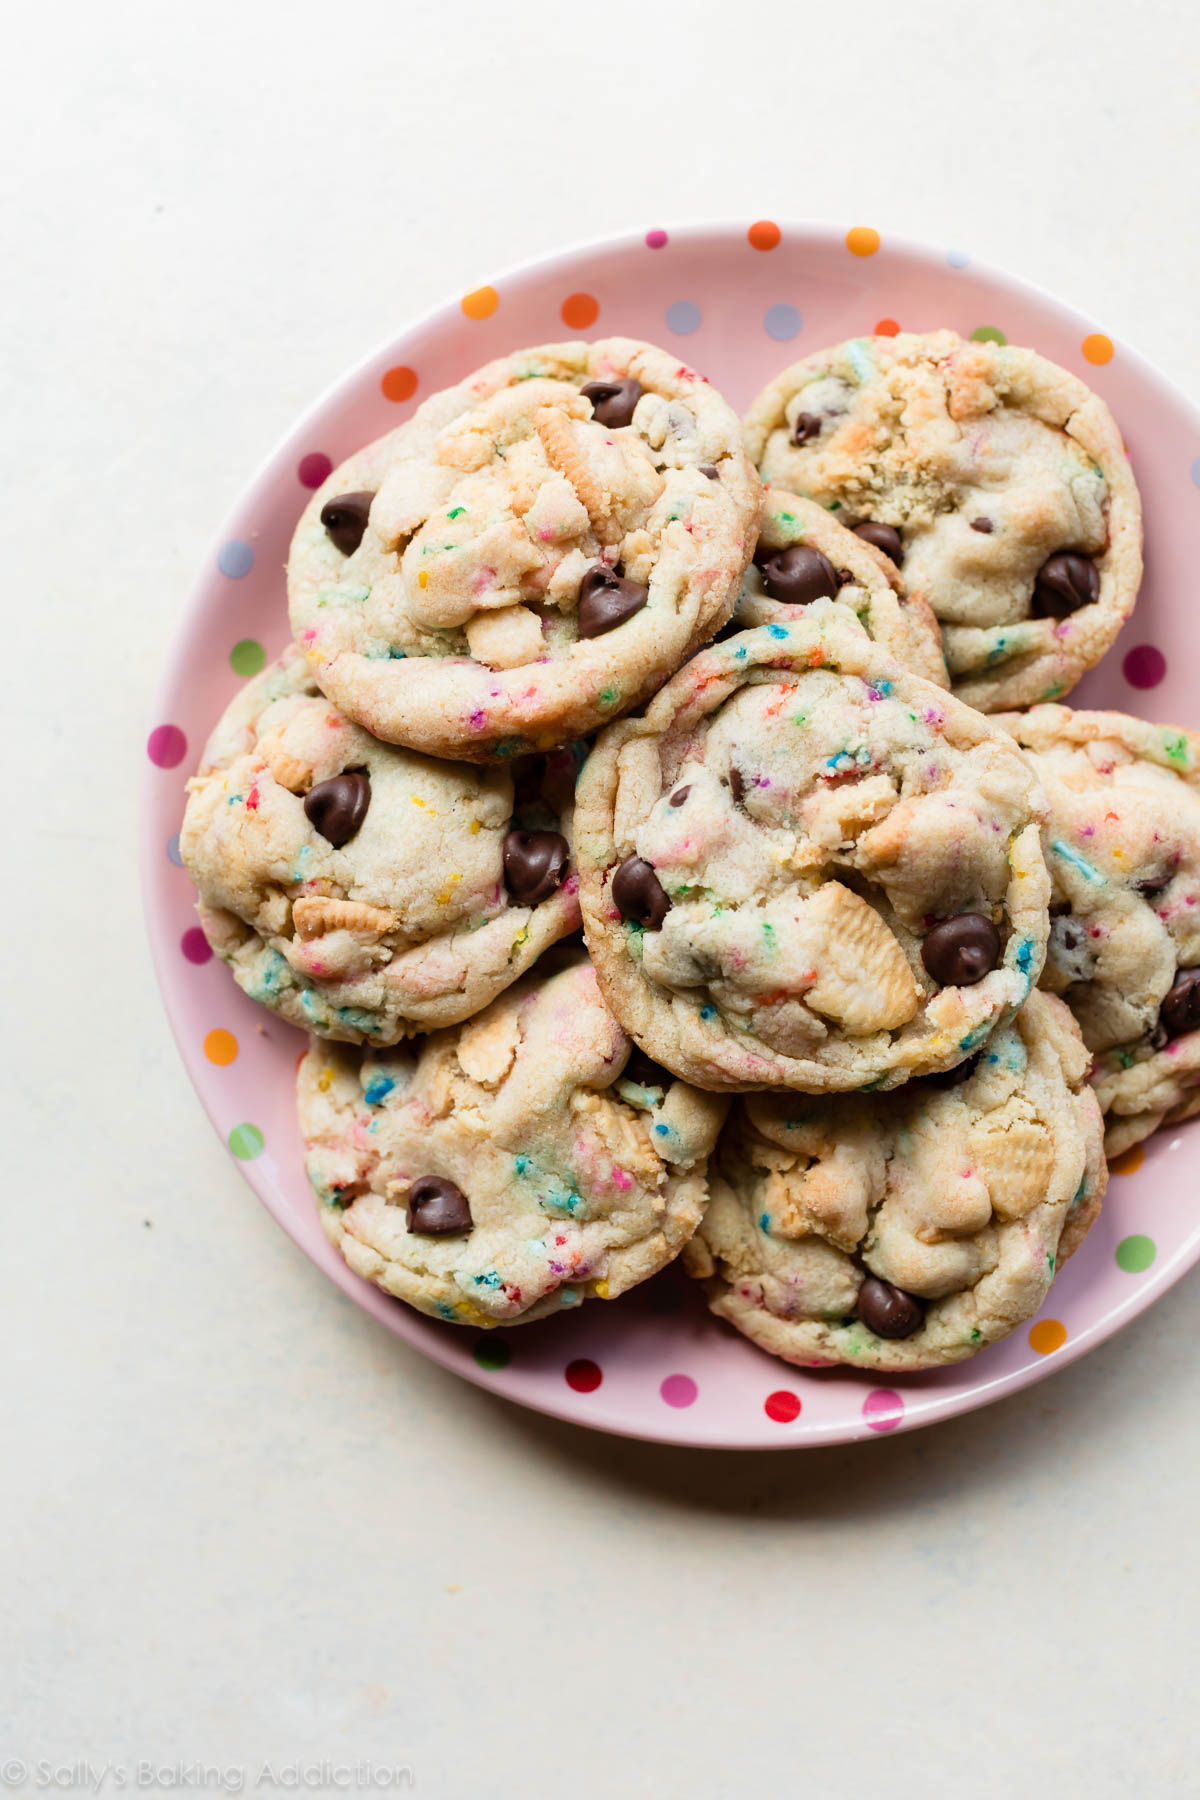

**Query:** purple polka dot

left=764, top=303, right=802, bottom=342
left=167, top=833, right=183, bottom=866
left=660, top=1373, right=697, bottom=1408
left=298, top=452, right=333, bottom=489
left=147, top=724, right=187, bottom=768
left=946, top=249, right=970, bottom=269
left=217, top=540, right=254, bottom=579
left=665, top=300, right=701, bottom=337
left=863, top=1388, right=904, bottom=1433
left=181, top=927, right=212, bottom=965
left=645, top=229, right=668, bottom=250
left=1123, top=644, right=1166, bottom=690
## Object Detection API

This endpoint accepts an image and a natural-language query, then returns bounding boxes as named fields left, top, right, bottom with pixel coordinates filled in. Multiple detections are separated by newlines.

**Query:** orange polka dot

left=561, top=292, right=599, bottom=330
left=1029, top=1319, right=1067, bottom=1355
left=204, top=1029, right=238, bottom=1067
left=875, top=318, right=901, bottom=337
left=846, top=226, right=881, bottom=258
left=748, top=220, right=781, bottom=252
left=1082, top=333, right=1114, bottom=366
left=381, top=365, right=418, bottom=402
left=1108, top=1142, right=1145, bottom=1175
left=461, top=286, right=499, bottom=321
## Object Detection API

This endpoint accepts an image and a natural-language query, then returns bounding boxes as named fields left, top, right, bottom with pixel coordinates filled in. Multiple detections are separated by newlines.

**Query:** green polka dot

left=1116, top=1234, right=1156, bottom=1273
left=971, top=326, right=1007, bottom=345
left=228, top=1122, right=264, bottom=1160
left=473, top=1337, right=511, bottom=1370
left=230, top=638, right=267, bottom=676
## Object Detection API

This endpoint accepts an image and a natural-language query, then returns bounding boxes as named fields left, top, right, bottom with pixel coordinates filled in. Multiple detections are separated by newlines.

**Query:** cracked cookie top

left=179, top=646, right=581, bottom=1043
left=744, top=329, right=1142, bottom=711
left=288, top=338, right=760, bottom=761
left=299, top=953, right=727, bottom=1326
left=575, top=616, right=1049, bottom=1092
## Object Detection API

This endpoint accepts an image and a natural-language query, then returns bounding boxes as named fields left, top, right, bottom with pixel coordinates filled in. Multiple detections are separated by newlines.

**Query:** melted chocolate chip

left=577, top=565, right=650, bottom=638
left=503, top=829, right=569, bottom=905
left=729, top=766, right=747, bottom=804
left=855, top=1276, right=924, bottom=1339
left=759, top=544, right=840, bottom=606
left=921, top=913, right=1001, bottom=986
left=612, top=856, right=671, bottom=929
left=1031, top=552, right=1100, bottom=618
left=699, top=465, right=720, bottom=479
left=319, top=491, right=375, bottom=556
left=1160, top=969, right=1200, bottom=1041
left=791, top=411, right=823, bottom=447
left=923, top=1052, right=982, bottom=1090
left=668, top=786, right=692, bottom=808
left=303, top=771, right=371, bottom=847
left=852, top=521, right=903, bottom=564
left=969, top=517, right=994, bottom=534
left=581, top=378, right=643, bottom=428
left=406, top=1177, right=472, bottom=1235
left=1136, top=871, right=1173, bottom=899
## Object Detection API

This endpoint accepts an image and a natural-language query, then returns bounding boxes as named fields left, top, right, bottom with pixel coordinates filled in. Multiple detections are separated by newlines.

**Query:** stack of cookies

left=180, top=329, right=1200, bottom=1372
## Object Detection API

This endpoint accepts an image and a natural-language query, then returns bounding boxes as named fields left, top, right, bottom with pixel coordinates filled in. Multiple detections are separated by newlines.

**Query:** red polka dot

left=181, top=927, right=212, bottom=964
left=381, top=365, right=418, bottom=402
left=748, top=220, right=781, bottom=251
left=1123, top=644, right=1166, bottom=689
left=660, top=1373, right=697, bottom=1408
left=565, top=1358, right=602, bottom=1393
left=863, top=1388, right=904, bottom=1432
left=297, top=452, right=332, bottom=489
left=875, top=318, right=901, bottom=337
left=561, top=292, right=599, bottom=330
left=147, top=724, right=187, bottom=768
left=764, top=1389, right=802, bottom=1423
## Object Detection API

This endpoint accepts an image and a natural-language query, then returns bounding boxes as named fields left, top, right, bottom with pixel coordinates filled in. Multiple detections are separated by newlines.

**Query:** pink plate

left=143, top=221, right=1200, bottom=1448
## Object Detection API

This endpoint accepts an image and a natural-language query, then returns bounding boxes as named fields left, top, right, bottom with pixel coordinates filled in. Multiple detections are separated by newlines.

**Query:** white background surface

left=6, top=1, right=1200, bottom=1794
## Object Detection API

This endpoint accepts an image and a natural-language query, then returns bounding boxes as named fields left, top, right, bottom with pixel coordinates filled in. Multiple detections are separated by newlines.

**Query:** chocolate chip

left=304, top=771, right=371, bottom=847
left=759, top=544, right=839, bottom=606
left=729, top=766, right=747, bottom=804
left=621, top=1046, right=670, bottom=1090
left=1160, top=969, right=1200, bottom=1041
left=923, top=1052, right=981, bottom=1089
left=406, top=1177, right=472, bottom=1235
left=503, top=829, right=569, bottom=905
left=319, top=491, right=375, bottom=557
left=852, top=521, right=903, bottom=564
left=1136, top=871, right=1172, bottom=899
left=581, top=378, right=643, bottom=428
left=699, top=465, right=720, bottom=479
left=969, top=517, right=994, bottom=534
left=612, top=856, right=671, bottom=928
left=855, top=1276, right=924, bottom=1338
left=668, top=786, right=692, bottom=808
left=577, top=565, right=650, bottom=638
left=1031, top=552, right=1100, bottom=618
left=791, top=411, right=823, bottom=447
left=921, top=913, right=1001, bottom=986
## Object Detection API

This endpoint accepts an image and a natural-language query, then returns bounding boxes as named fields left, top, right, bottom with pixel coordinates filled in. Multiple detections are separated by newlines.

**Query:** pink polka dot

left=764, top=1390, right=802, bottom=1423
left=660, top=1373, right=697, bottom=1408
left=645, top=229, right=668, bottom=249
left=863, top=1389, right=904, bottom=1433
left=565, top=1358, right=602, bottom=1393
left=181, top=927, right=212, bottom=964
left=147, top=724, right=187, bottom=768
left=298, top=452, right=332, bottom=489
left=1123, top=644, right=1166, bottom=690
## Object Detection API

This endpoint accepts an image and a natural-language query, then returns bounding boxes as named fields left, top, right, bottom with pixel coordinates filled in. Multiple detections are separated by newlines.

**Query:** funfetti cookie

left=179, top=646, right=581, bottom=1044
left=574, top=616, right=1050, bottom=1094
left=744, top=330, right=1142, bottom=711
left=299, top=953, right=728, bottom=1327
left=998, top=705, right=1200, bottom=1156
left=686, top=991, right=1105, bottom=1373
left=736, top=487, right=948, bottom=687
left=288, top=339, right=760, bottom=762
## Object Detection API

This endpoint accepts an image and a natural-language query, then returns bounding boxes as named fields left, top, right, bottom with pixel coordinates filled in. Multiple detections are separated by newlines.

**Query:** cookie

left=288, top=338, right=760, bottom=761
left=685, top=991, right=1105, bottom=1371
left=744, top=329, right=1142, bottom=711
left=736, top=486, right=948, bottom=687
left=298, top=953, right=728, bottom=1326
left=997, top=704, right=1200, bottom=1156
left=179, top=646, right=581, bottom=1044
left=575, top=615, right=1049, bottom=1093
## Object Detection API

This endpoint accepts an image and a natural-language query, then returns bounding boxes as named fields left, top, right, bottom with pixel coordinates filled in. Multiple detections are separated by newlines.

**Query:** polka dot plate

left=143, top=223, right=1200, bottom=1448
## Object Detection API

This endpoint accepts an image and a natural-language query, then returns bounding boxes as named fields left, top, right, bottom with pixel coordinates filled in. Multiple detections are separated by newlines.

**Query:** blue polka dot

left=167, top=833, right=183, bottom=867
left=218, top=540, right=254, bottom=579
left=946, top=249, right=970, bottom=269
left=764, top=304, right=802, bottom=342
left=665, top=300, right=701, bottom=336
left=1190, top=457, right=1200, bottom=488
